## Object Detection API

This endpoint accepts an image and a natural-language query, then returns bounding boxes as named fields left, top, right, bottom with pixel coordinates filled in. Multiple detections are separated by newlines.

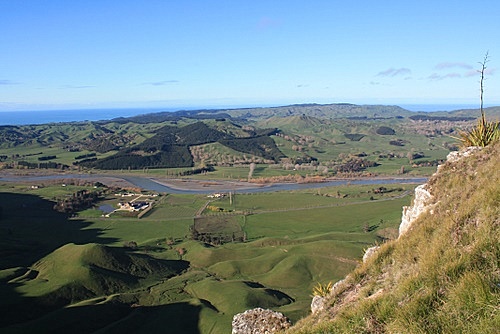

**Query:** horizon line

left=1, top=101, right=498, bottom=113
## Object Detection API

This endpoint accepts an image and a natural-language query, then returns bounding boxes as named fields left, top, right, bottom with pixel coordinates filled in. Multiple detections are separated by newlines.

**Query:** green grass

left=217, top=184, right=411, bottom=210
left=0, top=179, right=416, bottom=333
left=243, top=197, right=408, bottom=239
left=288, top=140, right=500, bottom=334
left=4, top=107, right=497, bottom=333
left=1, top=112, right=454, bottom=179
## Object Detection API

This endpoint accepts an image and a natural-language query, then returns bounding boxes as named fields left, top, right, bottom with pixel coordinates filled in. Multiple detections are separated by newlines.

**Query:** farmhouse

left=207, top=193, right=226, bottom=198
left=115, top=192, right=138, bottom=197
left=118, top=201, right=150, bottom=212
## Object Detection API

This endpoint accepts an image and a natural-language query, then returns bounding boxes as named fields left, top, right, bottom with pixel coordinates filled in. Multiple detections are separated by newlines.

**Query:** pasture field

left=122, top=164, right=312, bottom=179
left=0, top=181, right=416, bottom=333
left=212, top=184, right=413, bottom=213
left=1, top=114, right=453, bottom=180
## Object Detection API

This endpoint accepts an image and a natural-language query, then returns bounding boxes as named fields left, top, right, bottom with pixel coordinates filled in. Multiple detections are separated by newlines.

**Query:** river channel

left=0, top=173, right=427, bottom=194
left=123, top=176, right=427, bottom=194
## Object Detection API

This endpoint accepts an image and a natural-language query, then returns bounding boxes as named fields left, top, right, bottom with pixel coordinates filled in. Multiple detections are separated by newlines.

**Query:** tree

left=248, top=162, right=256, bottom=180
left=166, top=237, right=175, bottom=246
left=124, top=241, right=138, bottom=249
left=176, top=247, right=186, bottom=259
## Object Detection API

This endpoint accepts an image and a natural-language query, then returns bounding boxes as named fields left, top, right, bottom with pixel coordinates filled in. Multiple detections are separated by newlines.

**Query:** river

left=0, top=173, right=427, bottom=194
left=122, top=176, right=427, bottom=194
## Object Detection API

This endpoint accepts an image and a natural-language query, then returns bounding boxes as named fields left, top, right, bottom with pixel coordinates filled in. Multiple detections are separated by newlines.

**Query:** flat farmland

left=213, top=184, right=413, bottom=213
left=0, top=181, right=417, bottom=333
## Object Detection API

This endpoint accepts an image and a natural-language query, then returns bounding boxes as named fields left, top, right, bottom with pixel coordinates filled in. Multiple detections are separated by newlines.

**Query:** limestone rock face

left=399, top=184, right=434, bottom=236
left=311, top=295, right=325, bottom=314
left=362, top=245, right=381, bottom=263
left=444, top=146, right=482, bottom=165
left=232, top=308, right=291, bottom=334
left=399, top=146, right=482, bottom=237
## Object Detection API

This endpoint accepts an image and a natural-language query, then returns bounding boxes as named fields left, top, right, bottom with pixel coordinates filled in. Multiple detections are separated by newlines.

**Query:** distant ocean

left=0, top=104, right=484, bottom=126
left=399, top=104, right=479, bottom=112
left=0, top=108, right=176, bottom=126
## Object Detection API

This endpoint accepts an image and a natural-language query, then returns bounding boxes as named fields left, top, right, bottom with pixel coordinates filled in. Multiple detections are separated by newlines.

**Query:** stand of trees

left=18, top=161, right=69, bottom=169
left=84, top=122, right=285, bottom=170
left=53, top=189, right=103, bottom=213
left=190, top=228, right=246, bottom=246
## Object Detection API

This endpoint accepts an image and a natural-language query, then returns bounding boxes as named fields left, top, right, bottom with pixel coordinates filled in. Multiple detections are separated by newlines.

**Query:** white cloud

left=427, top=72, right=462, bottom=81
left=434, top=62, right=473, bottom=70
left=61, top=85, right=95, bottom=89
left=376, top=67, right=411, bottom=77
left=143, top=80, right=179, bottom=86
left=0, top=79, right=19, bottom=85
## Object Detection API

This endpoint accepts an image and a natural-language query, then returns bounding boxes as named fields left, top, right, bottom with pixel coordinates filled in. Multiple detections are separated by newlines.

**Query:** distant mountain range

left=1, top=103, right=499, bottom=172
left=108, top=103, right=500, bottom=124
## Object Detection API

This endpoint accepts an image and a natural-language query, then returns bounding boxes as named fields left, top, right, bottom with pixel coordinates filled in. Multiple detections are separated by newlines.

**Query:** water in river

left=0, top=173, right=426, bottom=194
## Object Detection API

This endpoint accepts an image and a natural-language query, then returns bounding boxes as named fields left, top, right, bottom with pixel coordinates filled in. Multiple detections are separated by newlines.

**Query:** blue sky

left=1, top=0, right=499, bottom=111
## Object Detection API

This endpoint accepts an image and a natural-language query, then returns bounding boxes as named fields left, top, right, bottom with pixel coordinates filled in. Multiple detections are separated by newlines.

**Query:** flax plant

left=312, top=281, right=333, bottom=297
left=459, top=52, right=500, bottom=147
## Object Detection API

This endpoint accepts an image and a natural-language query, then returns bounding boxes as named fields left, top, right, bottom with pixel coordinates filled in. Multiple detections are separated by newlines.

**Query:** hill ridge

left=226, top=142, right=500, bottom=333
left=285, top=141, right=499, bottom=333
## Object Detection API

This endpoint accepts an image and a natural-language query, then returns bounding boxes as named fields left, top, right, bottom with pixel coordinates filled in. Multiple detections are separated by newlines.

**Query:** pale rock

left=399, top=184, right=434, bottom=237
left=232, top=308, right=291, bottom=334
left=400, top=146, right=481, bottom=237
left=310, top=279, right=346, bottom=314
left=445, top=146, right=482, bottom=164
left=362, top=246, right=381, bottom=263
left=331, top=279, right=345, bottom=294
left=311, top=295, right=325, bottom=314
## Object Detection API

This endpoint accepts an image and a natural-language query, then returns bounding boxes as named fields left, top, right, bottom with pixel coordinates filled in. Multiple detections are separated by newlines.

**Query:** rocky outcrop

left=362, top=245, right=381, bottom=263
left=399, top=184, right=434, bottom=236
left=443, top=146, right=482, bottom=165
left=310, top=295, right=325, bottom=314
left=399, top=147, right=482, bottom=237
left=232, top=308, right=291, bottom=334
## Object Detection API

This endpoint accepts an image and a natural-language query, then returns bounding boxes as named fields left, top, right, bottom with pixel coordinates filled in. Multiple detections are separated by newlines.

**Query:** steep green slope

left=288, top=141, right=500, bottom=333
left=0, top=243, right=188, bottom=330
left=24, top=243, right=187, bottom=298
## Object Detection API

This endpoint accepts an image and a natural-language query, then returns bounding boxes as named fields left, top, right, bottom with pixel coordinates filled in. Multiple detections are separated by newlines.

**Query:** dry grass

left=289, top=140, right=500, bottom=333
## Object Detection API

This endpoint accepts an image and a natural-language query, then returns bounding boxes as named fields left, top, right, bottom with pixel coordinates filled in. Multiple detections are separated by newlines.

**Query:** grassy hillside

left=288, top=141, right=500, bottom=333
left=1, top=103, right=497, bottom=332
left=12, top=243, right=187, bottom=301
left=0, top=178, right=415, bottom=333
left=4, top=103, right=496, bottom=176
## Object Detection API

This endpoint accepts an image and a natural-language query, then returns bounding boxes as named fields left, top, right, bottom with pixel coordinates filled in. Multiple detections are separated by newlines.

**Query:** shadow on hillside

left=1, top=301, right=202, bottom=334
left=0, top=192, right=118, bottom=269
left=0, top=257, right=191, bottom=329
left=0, top=192, right=201, bottom=333
left=0, top=192, right=116, bottom=329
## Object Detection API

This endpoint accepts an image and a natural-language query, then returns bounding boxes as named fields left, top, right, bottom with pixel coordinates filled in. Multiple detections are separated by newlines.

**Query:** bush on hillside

left=376, top=126, right=396, bottom=135
left=458, top=117, right=499, bottom=147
